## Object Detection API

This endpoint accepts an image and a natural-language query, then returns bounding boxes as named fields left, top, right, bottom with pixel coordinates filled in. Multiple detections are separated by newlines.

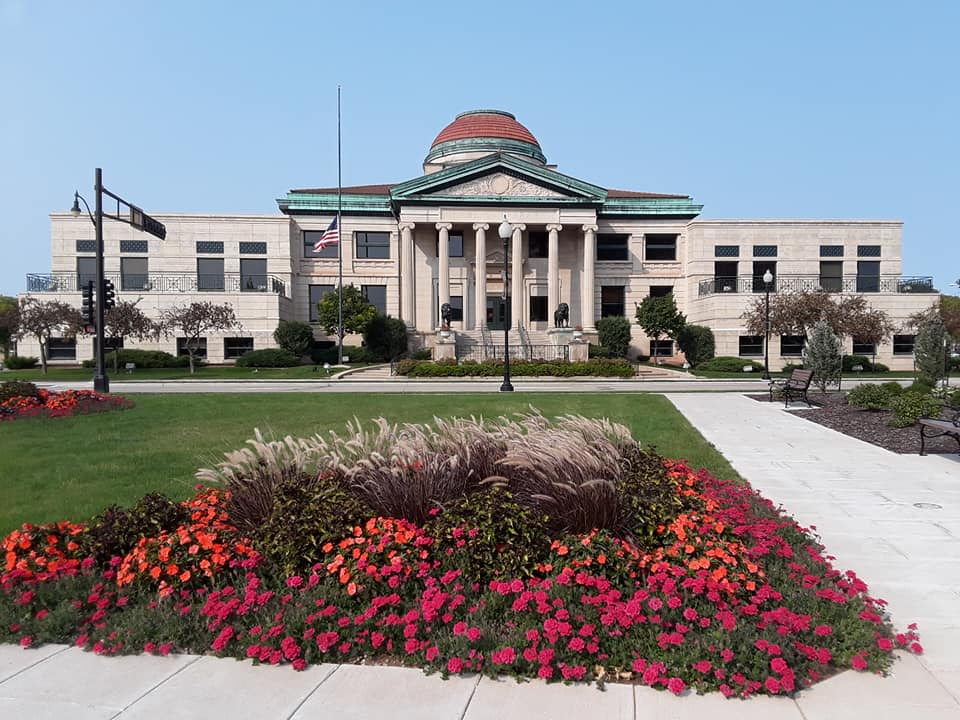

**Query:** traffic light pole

left=93, top=168, right=108, bottom=393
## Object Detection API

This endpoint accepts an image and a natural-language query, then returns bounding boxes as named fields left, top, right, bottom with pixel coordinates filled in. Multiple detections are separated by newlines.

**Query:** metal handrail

left=26, top=272, right=289, bottom=297
left=697, top=274, right=934, bottom=297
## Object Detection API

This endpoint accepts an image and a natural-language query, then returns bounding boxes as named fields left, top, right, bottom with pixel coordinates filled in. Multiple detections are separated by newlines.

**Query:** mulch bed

left=749, top=392, right=960, bottom=456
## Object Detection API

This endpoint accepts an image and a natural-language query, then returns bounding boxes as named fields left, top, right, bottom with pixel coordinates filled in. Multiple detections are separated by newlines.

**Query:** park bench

left=768, top=368, right=814, bottom=408
left=919, top=406, right=960, bottom=456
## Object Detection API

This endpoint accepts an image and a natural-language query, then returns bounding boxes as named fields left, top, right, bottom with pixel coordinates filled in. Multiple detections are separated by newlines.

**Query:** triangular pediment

left=390, top=153, right=607, bottom=205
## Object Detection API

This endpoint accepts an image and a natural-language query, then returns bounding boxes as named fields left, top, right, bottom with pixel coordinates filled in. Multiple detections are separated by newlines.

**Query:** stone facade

left=18, top=110, right=937, bottom=369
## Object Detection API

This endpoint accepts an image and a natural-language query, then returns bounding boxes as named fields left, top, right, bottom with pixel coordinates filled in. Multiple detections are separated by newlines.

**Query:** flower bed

left=0, top=415, right=921, bottom=698
left=0, top=386, right=133, bottom=422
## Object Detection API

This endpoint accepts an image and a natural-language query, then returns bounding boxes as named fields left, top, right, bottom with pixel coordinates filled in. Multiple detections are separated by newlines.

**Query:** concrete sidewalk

left=2, top=393, right=959, bottom=718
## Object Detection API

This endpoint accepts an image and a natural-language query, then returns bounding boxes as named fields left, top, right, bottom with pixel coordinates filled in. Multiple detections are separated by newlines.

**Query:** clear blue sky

left=1, top=0, right=957, bottom=296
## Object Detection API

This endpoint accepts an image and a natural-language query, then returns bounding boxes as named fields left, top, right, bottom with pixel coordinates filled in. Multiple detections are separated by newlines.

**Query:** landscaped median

left=0, top=413, right=921, bottom=699
left=395, top=358, right=636, bottom=378
left=0, top=381, right=133, bottom=421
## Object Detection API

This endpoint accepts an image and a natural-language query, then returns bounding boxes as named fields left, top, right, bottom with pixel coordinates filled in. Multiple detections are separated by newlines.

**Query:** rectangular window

left=819, top=261, right=843, bottom=292
left=309, top=284, right=334, bottom=323
left=47, top=337, right=76, bottom=361
left=714, top=261, right=738, bottom=293
left=239, top=242, right=267, bottom=254
left=780, top=335, right=804, bottom=357
left=362, top=285, right=388, bottom=316
left=753, top=261, right=777, bottom=293
left=852, top=338, right=876, bottom=355
left=436, top=232, right=464, bottom=258
left=355, top=231, right=391, bottom=260
left=650, top=340, right=673, bottom=357
left=120, top=240, right=148, bottom=254
left=597, top=234, right=629, bottom=261
left=76, top=240, right=96, bottom=253
left=177, top=337, right=207, bottom=359
left=649, top=285, right=674, bottom=297
left=714, top=245, right=739, bottom=257
left=196, top=241, right=224, bottom=254
left=600, top=286, right=625, bottom=318
left=528, top=231, right=548, bottom=259
left=856, top=261, right=880, bottom=292
left=304, top=230, right=339, bottom=259
left=224, top=337, right=254, bottom=359
left=77, top=257, right=97, bottom=289
left=197, top=258, right=225, bottom=291
left=121, top=257, right=149, bottom=291
left=529, top=296, right=548, bottom=321
left=240, top=258, right=267, bottom=292
left=753, top=245, right=778, bottom=257
left=644, top=234, right=676, bottom=261
left=857, top=245, right=881, bottom=257
left=893, top=335, right=915, bottom=355
left=739, top=335, right=764, bottom=357
left=820, top=245, right=844, bottom=257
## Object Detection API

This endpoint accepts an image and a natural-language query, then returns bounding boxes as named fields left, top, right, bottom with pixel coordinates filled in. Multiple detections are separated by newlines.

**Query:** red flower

left=447, top=657, right=463, bottom=673
left=667, top=677, right=686, bottom=695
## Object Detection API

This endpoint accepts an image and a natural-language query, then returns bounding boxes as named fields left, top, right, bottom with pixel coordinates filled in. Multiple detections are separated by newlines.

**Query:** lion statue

left=554, top=302, right=570, bottom=328
left=440, top=302, right=453, bottom=327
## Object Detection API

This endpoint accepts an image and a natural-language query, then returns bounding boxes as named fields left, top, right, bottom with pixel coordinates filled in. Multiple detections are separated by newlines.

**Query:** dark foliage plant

left=273, top=320, right=315, bottom=357
left=4, top=355, right=38, bottom=370
left=697, top=356, right=764, bottom=373
left=235, top=349, right=300, bottom=368
left=847, top=384, right=891, bottom=411
left=396, top=359, right=635, bottom=378
left=887, top=391, right=943, bottom=428
left=675, top=324, right=716, bottom=368
left=82, top=349, right=189, bottom=369
left=596, top=316, right=633, bottom=358
left=0, top=380, right=40, bottom=403
left=80, top=493, right=190, bottom=565
left=363, top=315, right=409, bottom=361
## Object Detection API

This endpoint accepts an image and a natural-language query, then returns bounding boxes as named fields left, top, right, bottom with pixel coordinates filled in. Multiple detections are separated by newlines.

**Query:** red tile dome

left=425, top=110, right=546, bottom=165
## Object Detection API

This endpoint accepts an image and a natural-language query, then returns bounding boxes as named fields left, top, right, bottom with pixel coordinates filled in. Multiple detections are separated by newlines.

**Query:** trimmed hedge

left=236, top=348, right=300, bottom=368
left=4, top=355, right=38, bottom=370
left=676, top=324, right=716, bottom=367
left=310, top=344, right=376, bottom=365
left=696, top=356, right=764, bottom=373
left=82, top=349, right=189, bottom=369
left=595, top=316, right=632, bottom=358
left=395, top=359, right=635, bottom=378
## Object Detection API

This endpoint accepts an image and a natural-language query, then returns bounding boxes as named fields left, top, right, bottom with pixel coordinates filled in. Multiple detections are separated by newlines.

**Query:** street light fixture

left=71, top=168, right=166, bottom=393
left=762, top=268, right=774, bottom=380
left=498, top=219, right=514, bottom=392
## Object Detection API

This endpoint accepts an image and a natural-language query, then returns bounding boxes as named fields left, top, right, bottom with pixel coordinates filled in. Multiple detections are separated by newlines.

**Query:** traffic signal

left=101, top=278, right=116, bottom=310
left=81, top=281, right=95, bottom=325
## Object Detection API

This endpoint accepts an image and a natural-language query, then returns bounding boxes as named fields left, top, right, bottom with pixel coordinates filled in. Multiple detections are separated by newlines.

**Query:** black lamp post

left=762, top=268, right=774, bottom=380
left=71, top=168, right=166, bottom=393
left=498, top=219, right=514, bottom=392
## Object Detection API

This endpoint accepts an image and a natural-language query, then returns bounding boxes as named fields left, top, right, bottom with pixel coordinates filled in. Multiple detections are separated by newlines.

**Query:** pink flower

left=851, top=654, right=868, bottom=671
left=764, top=676, right=781, bottom=694
left=466, top=627, right=481, bottom=642
left=286, top=576, right=303, bottom=588
left=910, top=642, right=923, bottom=654
left=814, top=624, right=832, bottom=636
left=877, top=637, right=892, bottom=651
left=537, top=664, right=554, bottom=679
left=158, top=643, right=173, bottom=656
left=771, top=657, right=788, bottom=674
left=692, top=660, right=712, bottom=673
left=447, top=656, right=463, bottom=673
left=425, top=646, right=440, bottom=661
left=19, top=636, right=32, bottom=648
left=667, top=677, right=686, bottom=695
left=453, top=621, right=467, bottom=636
left=292, top=658, right=307, bottom=671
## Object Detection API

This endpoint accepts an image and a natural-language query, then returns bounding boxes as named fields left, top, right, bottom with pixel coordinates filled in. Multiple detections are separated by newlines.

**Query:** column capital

left=582, top=224, right=598, bottom=233
left=398, top=222, right=416, bottom=232
left=435, top=222, right=453, bottom=231
left=511, top=223, right=527, bottom=234
left=546, top=223, right=563, bottom=233
left=472, top=222, right=489, bottom=231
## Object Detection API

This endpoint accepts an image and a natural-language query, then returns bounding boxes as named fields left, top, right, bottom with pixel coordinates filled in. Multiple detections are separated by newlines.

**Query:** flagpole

left=337, top=85, right=343, bottom=365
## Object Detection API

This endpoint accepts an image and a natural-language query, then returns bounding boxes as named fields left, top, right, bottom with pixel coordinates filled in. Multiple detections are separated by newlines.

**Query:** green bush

left=948, top=387, right=960, bottom=406
left=781, top=362, right=804, bottom=375
left=888, top=392, right=943, bottom=428
left=847, top=384, right=890, bottom=411
left=696, top=356, right=764, bottom=373
left=310, top=344, right=374, bottom=365
left=908, top=379, right=935, bottom=395
left=0, top=380, right=40, bottom=402
left=872, top=363, right=890, bottom=373
left=253, top=477, right=373, bottom=577
left=396, top=359, right=635, bottom=378
left=82, top=349, right=189, bottom=369
left=410, top=349, right=432, bottom=361
left=363, top=315, right=408, bottom=361
left=879, top=381, right=905, bottom=398
left=675, top=324, right=716, bottom=368
left=596, top=316, right=632, bottom=358
left=588, top=344, right=615, bottom=359
left=842, top=355, right=876, bottom=372
left=273, top=320, right=315, bottom=357
left=80, top=493, right=191, bottom=565
left=5, top=355, right=38, bottom=370
left=426, top=487, right=552, bottom=582
left=235, top=348, right=300, bottom=368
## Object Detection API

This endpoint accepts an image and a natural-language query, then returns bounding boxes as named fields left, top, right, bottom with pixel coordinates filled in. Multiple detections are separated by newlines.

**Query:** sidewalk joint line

left=284, top=663, right=341, bottom=720
left=108, top=653, right=202, bottom=719
left=0, top=643, right=70, bottom=686
left=456, top=673, right=483, bottom=720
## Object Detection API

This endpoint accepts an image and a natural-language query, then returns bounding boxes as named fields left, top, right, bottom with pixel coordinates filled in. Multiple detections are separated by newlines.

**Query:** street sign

left=129, top=205, right=167, bottom=240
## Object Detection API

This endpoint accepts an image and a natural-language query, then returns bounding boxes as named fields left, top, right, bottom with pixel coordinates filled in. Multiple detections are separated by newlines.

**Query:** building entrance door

left=486, top=296, right=511, bottom=330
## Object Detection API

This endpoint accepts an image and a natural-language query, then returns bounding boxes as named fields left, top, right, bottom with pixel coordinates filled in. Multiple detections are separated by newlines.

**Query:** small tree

left=805, top=320, right=842, bottom=392
left=103, top=300, right=161, bottom=372
left=595, top=316, right=632, bottom=357
left=676, top=324, right=716, bottom=368
left=363, top=315, right=408, bottom=361
left=913, top=314, right=947, bottom=387
left=273, top=320, right=314, bottom=357
left=635, top=294, right=685, bottom=358
left=14, top=297, right=82, bottom=374
left=0, top=295, right=18, bottom=360
left=316, top=284, right=377, bottom=339
left=160, top=302, right=240, bottom=374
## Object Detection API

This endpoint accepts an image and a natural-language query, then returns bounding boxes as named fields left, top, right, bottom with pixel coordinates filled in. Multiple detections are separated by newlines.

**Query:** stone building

left=20, top=109, right=937, bottom=368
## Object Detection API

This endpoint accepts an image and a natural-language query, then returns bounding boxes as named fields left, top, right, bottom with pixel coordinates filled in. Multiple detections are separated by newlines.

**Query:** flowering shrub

left=116, top=488, right=259, bottom=597
left=0, top=388, right=133, bottom=422
left=0, top=421, right=925, bottom=699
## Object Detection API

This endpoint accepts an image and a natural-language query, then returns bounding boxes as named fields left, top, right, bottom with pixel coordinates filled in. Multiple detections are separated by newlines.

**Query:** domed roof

left=425, top=110, right=546, bottom=166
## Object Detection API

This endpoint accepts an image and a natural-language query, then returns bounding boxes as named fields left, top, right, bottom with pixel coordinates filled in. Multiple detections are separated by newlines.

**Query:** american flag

left=313, top=217, right=340, bottom=251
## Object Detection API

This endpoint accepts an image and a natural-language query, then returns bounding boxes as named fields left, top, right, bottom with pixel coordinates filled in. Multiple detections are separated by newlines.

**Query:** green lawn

left=0, top=393, right=738, bottom=533
left=2, top=365, right=367, bottom=382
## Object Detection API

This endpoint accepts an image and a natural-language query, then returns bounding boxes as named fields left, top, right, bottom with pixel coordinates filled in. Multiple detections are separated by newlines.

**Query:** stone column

left=399, top=222, right=415, bottom=328
left=582, top=224, right=598, bottom=331
left=473, top=223, right=489, bottom=331
left=436, top=222, right=452, bottom=327
left=511, top=224, right=526, bottom=329
left=546, top=223, right=562, bottom=321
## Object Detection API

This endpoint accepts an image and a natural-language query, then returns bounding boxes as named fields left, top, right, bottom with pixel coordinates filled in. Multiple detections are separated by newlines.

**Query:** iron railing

left=26, top=272, right=288, bottom=297
left=698, top=275, right=935, bottom=297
